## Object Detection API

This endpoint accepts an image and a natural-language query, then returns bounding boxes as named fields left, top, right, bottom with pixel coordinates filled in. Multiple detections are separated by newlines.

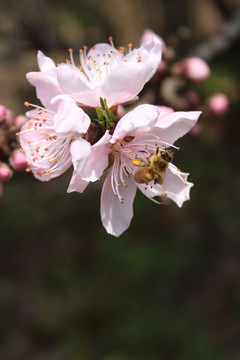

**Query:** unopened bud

left=208, top=93, right=229, bottom=116
left=185, top=90, right=200, bottom=106
left=9, top=149, right=27, bottom=171
left=0, top=162, right=13, bottom=181
left=0, top=105, right=7, bottom=120
left=173, top=57, right=210, bottom=82
left=5, top=109, right=15, bottom=127
left=15, top=115, right=28, bottom=128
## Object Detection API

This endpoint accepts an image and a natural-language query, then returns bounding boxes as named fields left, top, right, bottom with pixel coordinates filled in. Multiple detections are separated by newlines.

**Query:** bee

left=133, top=147, right=173, bottom=185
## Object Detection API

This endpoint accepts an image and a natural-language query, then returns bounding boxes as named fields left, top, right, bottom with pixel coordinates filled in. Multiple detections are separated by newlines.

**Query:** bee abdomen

left=133, top=167, right=155, bottom=184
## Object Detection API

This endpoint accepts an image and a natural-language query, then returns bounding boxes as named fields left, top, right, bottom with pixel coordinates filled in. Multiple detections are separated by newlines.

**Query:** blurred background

left=0, top=0, right=240, bottom=359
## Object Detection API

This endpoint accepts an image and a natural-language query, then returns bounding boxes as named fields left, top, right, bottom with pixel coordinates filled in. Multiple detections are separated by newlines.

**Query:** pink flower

left=68, top=105, right=201, bottom=237
left=26, top=36, right=162, bottom=109
left=19, top=94, right=91, bottom=181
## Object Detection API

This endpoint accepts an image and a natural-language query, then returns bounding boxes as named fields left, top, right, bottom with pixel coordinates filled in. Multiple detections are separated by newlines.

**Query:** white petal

left=67, top=170, right=89, bottom=193
left=101, top=61, right=153, bottom=107
left=81, top=131, right=111, bottom=182
left=161, top=164, right=193, bottom=207
left=125, top=34, right=162, bottom=80
left=101, top=36, right=162, bottom=107
left=51, top=95, right=91, bottom=134
left=153, top=111, right=202, bottom=145
left=137, top=163, right=193, bottom=207
left=56, top=63, right=102, bottom=107
left=111, top=104, right=159, bottom=143
left=37, top=51, right=57, bottom=77
left=70, top=138, right=91, bottom=173
left=100, top=172, right=137, bottom=237
left=26, top=71, right=61, bottom=109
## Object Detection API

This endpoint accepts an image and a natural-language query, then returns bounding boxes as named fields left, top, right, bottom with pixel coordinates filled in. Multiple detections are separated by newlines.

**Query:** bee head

left=160, top=149, right=173, bottom=162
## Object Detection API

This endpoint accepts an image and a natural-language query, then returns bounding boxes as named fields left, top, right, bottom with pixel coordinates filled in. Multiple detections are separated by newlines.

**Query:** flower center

left=109, top=133, right=181, bottom=203
left=19, top=103, right=73, bottom=177
left=66, top=37, right=142, bottom=87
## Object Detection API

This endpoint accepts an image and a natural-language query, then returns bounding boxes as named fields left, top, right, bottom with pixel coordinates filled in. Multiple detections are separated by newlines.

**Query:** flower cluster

left=0, top=105, right=27, bottom=197
left=19, top=34, right=201, bottom=236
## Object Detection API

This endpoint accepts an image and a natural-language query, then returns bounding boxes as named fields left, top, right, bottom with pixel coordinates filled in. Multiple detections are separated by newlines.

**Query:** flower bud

left=173, top=57, right=210, bottom=82
left=0, top=105, right=7, bottom=121
left=3, top=109, right=15, bottom=128
left=15, top=114, right=28, bottom=128
left=9, top=149, right=27, bottom=171
left=185, top=90, right=200, bottom=106
left=0, top=162, right=13, bottom=181
left=208, top=93, right=229, bottom=116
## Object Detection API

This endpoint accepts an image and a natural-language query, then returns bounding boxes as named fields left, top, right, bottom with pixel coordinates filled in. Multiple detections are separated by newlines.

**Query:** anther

left=131, top=159, right=141, bottom=167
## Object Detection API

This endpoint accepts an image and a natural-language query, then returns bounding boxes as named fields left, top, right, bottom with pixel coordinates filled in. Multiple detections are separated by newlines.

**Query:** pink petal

left=81, top=131, right=111, bottom=182
left=37, top=51, right=57, bottom=77
left=136, top=163, right=193, bottom=207
left=70, top=138, right=92, bottom=174
left=161, top=164, right=193, bottom=207
left=100, top=172, right=137, bottom=237
left=67, top=170, right=89, bottom=193
left=140, top=29, right=166, bottom=52
left=111, top=104, right=159, bottom=143
left=153, top=111, right=201, bottom=145
left=56, top=63, right=103, bottom=107
left=125, top=34, right=162, bottom=78
left=26, top=71, right=62, bottom=109
left=51, top=95, right=91, bottom=134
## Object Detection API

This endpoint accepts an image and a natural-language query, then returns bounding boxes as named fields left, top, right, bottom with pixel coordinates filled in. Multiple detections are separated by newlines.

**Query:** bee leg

left=154, top=174, right=163, bottom=185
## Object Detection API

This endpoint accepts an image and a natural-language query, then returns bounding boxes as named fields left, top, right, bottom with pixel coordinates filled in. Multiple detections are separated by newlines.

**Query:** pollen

left=131, top=158, right=142, bottom=167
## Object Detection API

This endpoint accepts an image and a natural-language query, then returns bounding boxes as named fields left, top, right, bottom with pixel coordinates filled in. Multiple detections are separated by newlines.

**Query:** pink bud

left=15, top=115, right=28, bottom=128
left=0, top=162, right=13, bottom=181
left=5, top=109, right=15, bottom=127
left=9, top=150, right=27, bottom=171
left=208, top=93, right=229, bottom=116
left=178, top=57, right=210, bottom=82
left=0, top=105, right=7, bottom=120
left=185, top=90, right=200, bottom=106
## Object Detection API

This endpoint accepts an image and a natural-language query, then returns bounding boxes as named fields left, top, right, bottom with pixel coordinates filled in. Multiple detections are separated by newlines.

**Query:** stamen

left=68, top=48, right=75, bottom=65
